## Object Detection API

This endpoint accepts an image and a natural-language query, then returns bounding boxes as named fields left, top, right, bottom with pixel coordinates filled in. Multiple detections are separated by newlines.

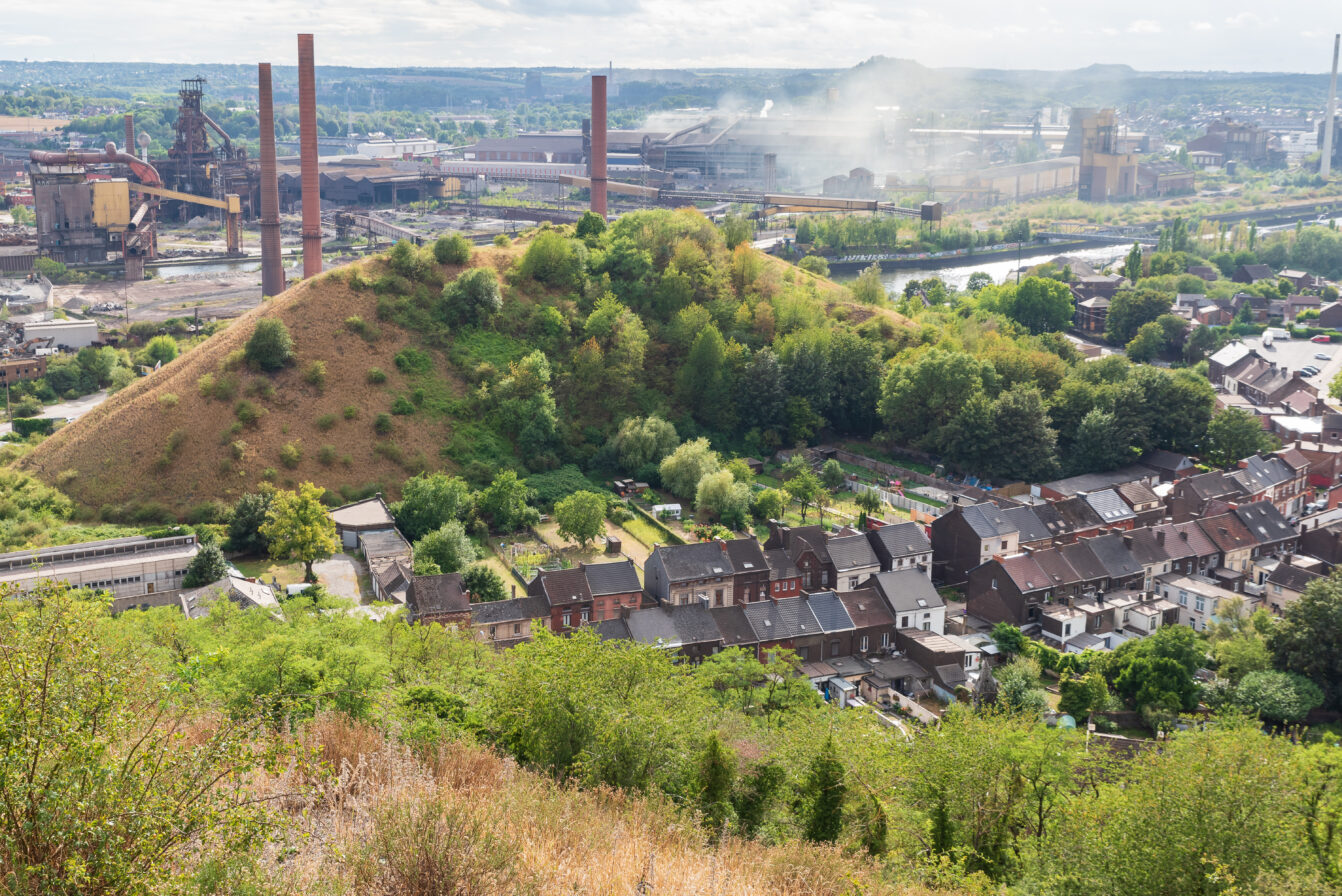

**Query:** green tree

left=518, top=230, right=585, bottom=290
left=986, top=387, right=1060, bottom=482
left=1205, top=407, right=1276, bottom=467
left=139, top=334, right=179, bottom=366
left=797, top=255, right=829, bottom=277
left=575, top=210, right=607, bottom=242
left=440, top=267, right=501, bottom=325
left=244, top=317, right=294, bottom=371
left=226, top=489, right=274, bottom=555
left=554, top=490, right=607, bottom=549
left=697, top=733, right=736, bottom=834
left=415, top=520, right=477, bottom=574
left=391, top=472, right=473, bottom=542
left=676, top=324, right=734, bottom=430
left=994, top=277, right=1075, bottom=334
left=966, top=271, right=994, bottom=293
left=182, top=541, right=228, bottom=588
left=1122, top=241, right=1143, bottom=282
left=802, top=737, right=846, bottom=844
left=695, top=470, right=751, bottom=530
left=784, top=467, right=825, bottom=524
left=1125, top=321, right=1167, bottom=363
left=878, top=349, right=1000, bottom=451
left=609, top=415, right=679, bottom=473
left=1234, top=670, right=1324, bottom=724
left=992, top=622, right=1029, bottom=656
left=260, top=482, right=338, bottom=582
left=432, top=233, right=472, bottom=265
left=1057, top=670, right=1110, bottom=719
left=850, top=262, right=886, bottom=304
left=819, top=458, right=845, bottom=490
left=1105, top=288, right=1173, bottom=345
left=1267, top=576, right=1342, bottom=709
left=995, top=656, right=1049, bottom=715
left=659, top=438, right=721, bottom=500
left=476, top=470, right=540, bottom=533
left=751, top=487, right=788, bottom=522
left=0, top=583, right=271, bottom=893
left=462, top=563, right=508, bottom=603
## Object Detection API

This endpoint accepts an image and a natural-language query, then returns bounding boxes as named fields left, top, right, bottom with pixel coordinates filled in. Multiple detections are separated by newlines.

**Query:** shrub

left=519, top=230, right=585, bottom=289
left=11, top=398, right=43, bottom=418
left=345, top=315, right=378, bottom=341
left=433, top=233, right=472, bottom=265
left=157, top=392, right=179, bottom=409
left=492, top=234, right=511, bottom=248
left=391, top=395, right=415, bottom=416
left=367, top=367, right=387, bottom=385
left=440, top=268, right=502, bottom=325
left=234, top=400, right=262, bottom=426
left=230, top=440, right=247, bottom=461
left=393, top=348, right=433, bottom=375
left=244, top=318, right=294, bottom=371
left=319, top=444, right=337, bottom=465
left=316, top=413, right=337, bottom=431
left=246, top=378, right=276, bottom=400
left=342, top=405, right=360, bottom=420
left=304, top=361, right=327, bottom=391
left=279, top=440, right=302, bottom=469
left=12, top=417, right=53, bottom=438
left=156, top=428, right=187, bottom=471
left=374, top=413, right=393, bottom=435
left=221, top=349, right=247, bottom=371
left=261, top=467, right=277, bottom=481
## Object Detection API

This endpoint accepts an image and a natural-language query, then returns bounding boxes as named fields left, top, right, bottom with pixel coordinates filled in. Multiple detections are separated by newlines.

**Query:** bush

left=243, top=318, right=293, bottom=371
left=345, top=315, right=378, bottom=341
left=367, top=367, right=388, bottom=385
left=304, top=361, right=327, bottom=391
left=315, top=413, right=337, bottom=431
left=157, top=392, right=179, bottom=409
left=279, top=440, right=302, bottom=469
left=230, top=440, right=247, bottom=461
left=11, top=398, right=42, bottom=418
left=234, top=400, right=263, bottom=426
left=319, top=444, right=337, bottom=465
left=373, top=413, right=393, bottom=435
left=394, top=348, right=433, bottom=375
left=156, top=428, right=187, bottom=471
left=440, top=268, right=502, bottom=325
left=433, top=233, right=473, bottom=265
left=342, top=405, right=360, bottom=420
left=391, top=395, right=415, bottom=416
left=492, top=234, right=511, bottom=248
left=11, top=417, right=53, bottom=438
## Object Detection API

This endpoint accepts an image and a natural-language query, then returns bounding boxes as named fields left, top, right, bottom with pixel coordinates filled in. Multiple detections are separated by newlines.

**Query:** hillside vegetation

left=22, top=210, right=910, bottom=519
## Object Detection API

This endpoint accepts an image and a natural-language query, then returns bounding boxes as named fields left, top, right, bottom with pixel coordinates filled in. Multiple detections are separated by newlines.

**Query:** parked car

left=1316, top=352, right=1332, bottom=360
left=1312, top=335, right=1333, bottom=344
left=1302, top=366, right=1321, bottom=376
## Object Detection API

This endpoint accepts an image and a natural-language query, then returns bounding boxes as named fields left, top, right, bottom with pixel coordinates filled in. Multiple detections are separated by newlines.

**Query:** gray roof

left=868, top=569, right=945, bottom=614
left=723, top=537, right=768, bottom=574
left=1081, top=533, right=1144, bottom=580
left=826, top=533, right=880, bottom=572
left=652, top=541, right=735, bottom=581
left=470, top=595, right=548, bottom=625
left=1057, top=540, right=1108, bottom=582
left=960, top=503, right=1019, bottom=539
left=1038, top=465, right=1153, bottom=497
left=582, top=559, right=641, bottom=595
left=1000, top=505, right=1053, bottom=543
left=1232, top=501, right=1296, bottom=545
left=710, top=605, right=758, bottom=647
left=408, top=573, right=469, bottom=618
left=764, top=549, right=800, bottom=580
left=1123, top=528, right=1172, bottom=567
left=866, top=521, right=931, bottom=561
left=626, top=606, right=683, bottom=646
left=1083, top=489, right=1137, bottom=524
left=596, top=618, right=631, bottom=641
left=742, top=596, right=823, bottom=641
left=865, top=655, right=928, bottom=682
left=805, top=591, right=856, bottom=633
left=1266, top=563, right=1322, bottom=594
left=670, top=603, right=724, bottom=646
left=827, top=654, right=873, bottom=678
left=358, top=528, right=413, bottom=563
left=1237, top=455, right=1294, bottom=492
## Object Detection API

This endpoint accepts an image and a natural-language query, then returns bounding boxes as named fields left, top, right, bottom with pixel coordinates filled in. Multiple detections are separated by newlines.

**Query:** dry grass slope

left=247, top=714, right=967, bottom=896
left=19, top=255, right=492, bottom=516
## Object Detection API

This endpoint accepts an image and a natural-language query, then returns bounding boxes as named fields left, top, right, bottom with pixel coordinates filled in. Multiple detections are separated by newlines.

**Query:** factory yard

left=55, top=270, right=266, bottom=324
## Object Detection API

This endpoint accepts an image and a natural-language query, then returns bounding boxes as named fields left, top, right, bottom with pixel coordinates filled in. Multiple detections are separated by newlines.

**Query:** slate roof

left=723, top=537, right=768, bottom=576
left=785, top=526, right=832, bottom=565
left=1000, top=505, right=1053, bottom=543
left=1084, top=533, right=1144, bottom=579
left=710, top=605, right=758, bottom=648
left=1209, top=342, right=1254, bottom=370
left=1198, top=513, right=1257, bottom=554
left=626, top=607, right=682, bottom=646
left=180, top=575, right=280, bottom=619
left=670, top=603, right=724, bottom=646
left=1232, top=501, right=1296, bottom=545
left=836, top=587, right=896, bottom=629
left=1031, top=548, right=1085, bottom=588
left=1237, top=455, right=1294, bottom=492
left=1057, top=540, right=1108, bottom=582
left=1038, top=465, right=1152, bottom=497
left=866, top=521, right=931, bottom=562
left=1140, top=449, right=1194, bottom=474
left=996, top=553, right=1052, bottom=593
left=1151, top=521, right=1220, bottom=560
left=470, top=595, right=548, bottom=626
left=823, top=533, right=876, bottom=573
left=1123, top=527, right=1172, bottom=567
left=865, top=656, right=928, bottom=682
left=1178, top=471, right=1245, bottom=501
left=1083, top=489, right=1137, bottom=524
left=359, top=528, right=413, bottom=563
left=868, top=569, right=945, bottom=613
left=1275, top=448, right=1312, bottom=473
left=409, top=573, right=469, bottom=618
left=596, top=618, right=631, bottom=641
left=960, top=503, right=1019, bottom=539
left=742, top=596, right=823, bottom=641
left=536, top=566, right=592, bottom=605
left=582, top=559, right=641, bottom=595
left=1028, top=501, right=1072, bottom=539
left=805, top=591, right=856, bottom=633
left=653, top=541, right=735, bottom=581
left=1267, top=563, right=1322, bottom=594
left=764, top=549, right=800, bottom=581
left=1052, top=495, right=1105, bottom=531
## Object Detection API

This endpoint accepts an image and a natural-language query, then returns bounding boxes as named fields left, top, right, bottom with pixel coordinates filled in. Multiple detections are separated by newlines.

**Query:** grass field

left=620, top=516, right=665, bottom=548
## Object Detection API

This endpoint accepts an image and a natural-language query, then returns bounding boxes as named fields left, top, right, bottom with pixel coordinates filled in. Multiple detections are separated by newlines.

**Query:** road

left=0, top=389, right=109, bottom=436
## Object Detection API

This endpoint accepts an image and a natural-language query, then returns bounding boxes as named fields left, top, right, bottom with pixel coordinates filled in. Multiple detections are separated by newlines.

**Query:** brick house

left=865, top=520, right=933, bottom=575
left=528, top=566, right=593, bottom=631
left=929, top=503, right=1020, bottom=586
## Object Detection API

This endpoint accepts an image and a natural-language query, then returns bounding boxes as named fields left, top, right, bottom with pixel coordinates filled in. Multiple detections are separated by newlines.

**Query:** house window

left=922, top=620, right=931, bottom=631
left=489, top=625, right=497, bottom=638
left=848, top=577, right=859, bottom=590
left=797, top=646, right=809, bottom=661
left=964, top=655, right=974, bottom=669
left=991, top=577, right=998, bottom=590
left=1000, top=540, right=1008, bottom=550
left=1178, top=590, right=1188, bottom=607
left=562, top=612, right=571, bottom=627
left=830, top=640, right=840, bottom=657
left=1064, top=623, right=1072, bottom=636
left=881, top=632, right=889, bottom=648
left=820, top=571, right=829, bottom=586
left=513, top=623, right=521, bottom=635
left=860, top=635, right=869, bottom=652
left=900, top=615, right=909, bottom=628
left=1093, top=615, right=1103, bottom=630
left=1195, top=597, right=1205, bottom=614
left=580, top=609, right=589, bottom=623
left=1149, top=617, right=1157, bottom=630
left=803, top=572, right=812, bottom=589
left=714, top=589, right=724, bottom=607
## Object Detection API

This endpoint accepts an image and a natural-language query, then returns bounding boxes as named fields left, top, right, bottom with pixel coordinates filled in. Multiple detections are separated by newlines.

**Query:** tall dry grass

left=231, top=713, right=969, bottom=896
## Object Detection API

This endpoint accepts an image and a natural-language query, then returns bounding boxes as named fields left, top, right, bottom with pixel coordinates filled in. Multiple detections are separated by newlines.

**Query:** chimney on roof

left=511, top=584, right=516, bottom=599
left=1156, top=530, right=1165, bottom=545
left=1180, top=530, right=1189, bottom=541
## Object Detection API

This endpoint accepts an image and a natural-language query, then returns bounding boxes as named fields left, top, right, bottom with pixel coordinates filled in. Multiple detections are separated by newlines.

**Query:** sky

left=3, top=0, right=1339, bottom=72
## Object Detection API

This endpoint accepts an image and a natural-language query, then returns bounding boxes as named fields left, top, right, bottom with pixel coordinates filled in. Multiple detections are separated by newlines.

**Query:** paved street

left=0, top=389, right=109, bottom=436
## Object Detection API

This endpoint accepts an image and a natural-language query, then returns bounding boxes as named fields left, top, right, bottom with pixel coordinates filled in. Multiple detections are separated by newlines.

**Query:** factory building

left=23, top=319, right=99, bottom=349
left=0, top=533, right=200, bottom=613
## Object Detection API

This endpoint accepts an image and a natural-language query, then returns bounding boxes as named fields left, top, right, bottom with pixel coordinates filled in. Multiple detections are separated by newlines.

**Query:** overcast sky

left=3, top=1, right=1338, bottom=72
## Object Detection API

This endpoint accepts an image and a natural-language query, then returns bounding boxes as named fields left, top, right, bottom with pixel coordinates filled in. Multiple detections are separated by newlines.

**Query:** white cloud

left=1191, top=21, right=1213, bottom=31
left=1129, top=20, right=1161, bottom=33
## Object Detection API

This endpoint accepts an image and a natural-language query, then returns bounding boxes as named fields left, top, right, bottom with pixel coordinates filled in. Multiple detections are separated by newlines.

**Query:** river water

left=878, top=245, right=1129, bottom=294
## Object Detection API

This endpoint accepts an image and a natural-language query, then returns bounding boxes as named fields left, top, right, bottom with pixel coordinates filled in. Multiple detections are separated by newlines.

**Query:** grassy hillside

left=22, top=212, right=911, bottom=520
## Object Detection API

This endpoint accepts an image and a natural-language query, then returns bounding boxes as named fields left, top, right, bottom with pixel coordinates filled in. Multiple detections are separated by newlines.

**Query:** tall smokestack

left=298, top=33, right=322, bottom=278
left=590, top=74, right=607, bottom=218
left=1323, top=34, right=1340, bottom=180
left=257, top=63, right=285, bottom=298
left=123, top=114, right=134, bottom=154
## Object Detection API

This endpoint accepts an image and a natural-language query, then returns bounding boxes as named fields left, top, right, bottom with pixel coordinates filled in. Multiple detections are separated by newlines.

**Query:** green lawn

left=621, top=516, right=666, bottom=549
